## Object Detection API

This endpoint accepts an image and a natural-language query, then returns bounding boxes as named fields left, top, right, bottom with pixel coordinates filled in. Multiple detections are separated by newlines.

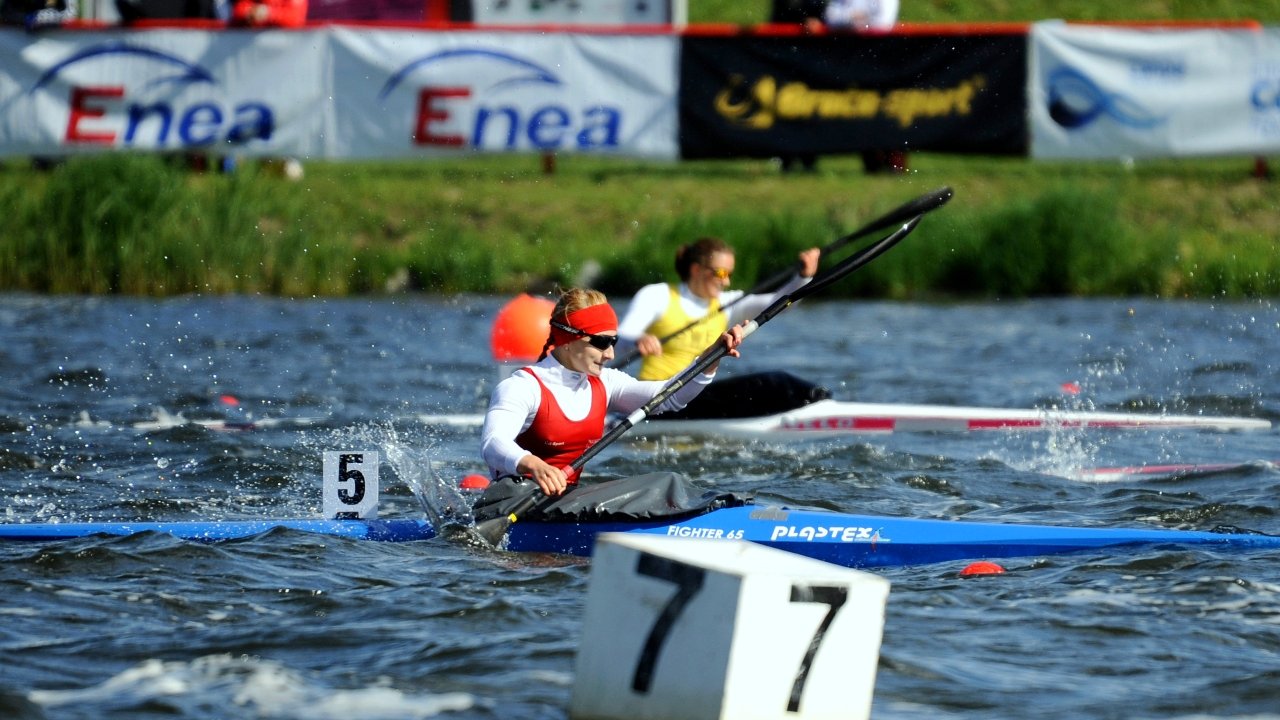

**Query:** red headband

left=550, top=304, right=618, bottom=346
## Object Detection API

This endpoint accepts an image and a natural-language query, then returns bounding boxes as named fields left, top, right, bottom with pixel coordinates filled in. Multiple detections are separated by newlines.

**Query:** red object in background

left=490, top=294, right=555, bottom=362
left=232, top=0, right=308, bottom=26
left=305, top=0, right=430, bottom=22
left=422, top=0, right=447, bottom=22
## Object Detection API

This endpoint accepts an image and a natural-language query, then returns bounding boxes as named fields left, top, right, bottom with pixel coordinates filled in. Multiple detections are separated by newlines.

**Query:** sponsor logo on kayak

left=770, top=525, right=886, bottom=543
left=782, top=416, right=895, bottom=431
left=665, top=526, right=744, bottom=540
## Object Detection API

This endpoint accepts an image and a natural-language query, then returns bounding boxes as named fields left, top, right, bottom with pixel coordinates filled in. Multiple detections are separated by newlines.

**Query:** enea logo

left=379, top=48, right=621, bottom=150
left=29, top=42, right=273, bottom=148
left=1046, top=66, right=1165, bottom=130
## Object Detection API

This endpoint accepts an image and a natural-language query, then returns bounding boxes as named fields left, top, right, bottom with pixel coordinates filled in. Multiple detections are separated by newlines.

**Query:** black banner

left=679, top=33, right=1028, bottom=159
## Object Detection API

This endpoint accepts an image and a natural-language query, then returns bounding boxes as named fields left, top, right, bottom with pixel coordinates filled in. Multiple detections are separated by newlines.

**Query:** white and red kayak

left=1061, top=459, right=1279, bottom=483
left=415, top=398, right=1271, bottom=440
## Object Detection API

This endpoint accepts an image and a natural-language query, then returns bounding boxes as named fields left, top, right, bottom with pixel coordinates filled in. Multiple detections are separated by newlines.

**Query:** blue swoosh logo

left=378, top=48, right=561, bottom=101
left=1046, top=66, right=1165, bottom=130
left=30, top=42, right=215, bottom=94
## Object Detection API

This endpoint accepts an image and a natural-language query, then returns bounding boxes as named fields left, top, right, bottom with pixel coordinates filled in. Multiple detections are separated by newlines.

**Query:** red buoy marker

left=460, top=474, right=490, bottom=491
left=490, top=294, right=555, bottom=362
left=959, top=561, right=1006, bottom=577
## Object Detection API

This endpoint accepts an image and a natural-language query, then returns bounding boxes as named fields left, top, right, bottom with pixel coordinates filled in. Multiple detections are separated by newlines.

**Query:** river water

left=2, top=293, right=1278, bottom=719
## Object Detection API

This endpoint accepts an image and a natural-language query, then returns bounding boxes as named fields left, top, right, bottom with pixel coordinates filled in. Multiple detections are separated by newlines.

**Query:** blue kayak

left=2, top=506, right=1278, bottom=568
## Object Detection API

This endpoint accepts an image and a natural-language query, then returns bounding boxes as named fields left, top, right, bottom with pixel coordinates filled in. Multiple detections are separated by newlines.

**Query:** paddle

left=472, top=214, right=925, bottom=547
left=610, top=186, right=953, bottom=369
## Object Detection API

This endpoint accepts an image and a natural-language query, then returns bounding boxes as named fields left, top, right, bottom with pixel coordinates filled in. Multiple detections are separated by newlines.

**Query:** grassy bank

left=3, top=152, right=1278, bottom=299
left=6, top=0, right=1280, bottom=299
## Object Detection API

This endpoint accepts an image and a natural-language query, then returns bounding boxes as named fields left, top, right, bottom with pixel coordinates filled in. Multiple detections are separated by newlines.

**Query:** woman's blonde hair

left=539, top=287, right=609, bottom=361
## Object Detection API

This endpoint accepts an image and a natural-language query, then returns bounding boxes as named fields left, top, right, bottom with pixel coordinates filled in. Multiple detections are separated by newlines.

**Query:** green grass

left=5, top=2, right=1280, bottom=298
left=4, top=152, right=1278, bottom=299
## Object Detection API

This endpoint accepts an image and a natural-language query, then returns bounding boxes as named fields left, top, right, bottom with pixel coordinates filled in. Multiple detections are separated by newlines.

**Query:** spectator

left=827, top=0, right=907, bottom=174
left=230, top=0, right=304, bottom=27
left=229, top=0, right=308, bottom=179
left=115, top=0, right=225, bottom=23
left=822, top=0, right=898, bottom=31
left=770, top=0, right=908, bottom=175
left=1, top=0, right=78, bottom=30
left=770, top=0, right=825, bottom=33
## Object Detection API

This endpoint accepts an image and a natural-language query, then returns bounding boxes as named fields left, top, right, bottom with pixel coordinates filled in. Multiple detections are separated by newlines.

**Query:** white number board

left=322, top=451, right=380, bottom=519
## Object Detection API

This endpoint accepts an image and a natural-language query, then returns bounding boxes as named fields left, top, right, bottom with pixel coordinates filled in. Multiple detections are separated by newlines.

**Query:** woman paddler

left=479, top=288, right=744, bottom=499
left=616, top=237, right=819, bottom=381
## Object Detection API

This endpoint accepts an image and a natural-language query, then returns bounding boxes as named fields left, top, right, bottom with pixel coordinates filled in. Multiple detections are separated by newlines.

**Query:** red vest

left=515, top=368, right=607, bottom=484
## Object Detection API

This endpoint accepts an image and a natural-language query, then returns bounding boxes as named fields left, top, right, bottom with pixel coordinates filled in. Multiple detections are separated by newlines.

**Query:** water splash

left=310, top=422, right=473, bottom=527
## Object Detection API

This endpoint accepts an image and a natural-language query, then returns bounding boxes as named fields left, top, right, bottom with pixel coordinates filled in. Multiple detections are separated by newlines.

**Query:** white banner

left=328, top=28, right=679, bottom=158
left=0, top=27, right=679, bottom=159
left=1030, top=22, right=1280, bottom=159
left=0, top=29, right=329, bottom=157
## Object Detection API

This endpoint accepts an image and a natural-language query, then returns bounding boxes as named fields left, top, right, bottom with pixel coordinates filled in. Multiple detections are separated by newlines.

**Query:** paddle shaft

left=474, top=215, right=924, bottom=544
left=611, top=186, right=952, bottom=368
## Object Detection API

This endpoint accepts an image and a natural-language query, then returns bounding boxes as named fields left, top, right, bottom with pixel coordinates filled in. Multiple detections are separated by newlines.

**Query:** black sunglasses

left=551, top=320, right=619, bottom=350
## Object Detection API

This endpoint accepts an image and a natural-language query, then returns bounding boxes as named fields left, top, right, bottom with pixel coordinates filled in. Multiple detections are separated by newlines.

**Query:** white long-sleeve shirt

left=480, top=354, right=714, bottom=478
left=615, top=275, right=810, bottom=359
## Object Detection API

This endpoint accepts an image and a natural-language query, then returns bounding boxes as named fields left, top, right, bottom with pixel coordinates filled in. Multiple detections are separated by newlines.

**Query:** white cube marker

left=570, top=533, right=890, bottom=720
left=322, top=451, right=379, bottom=519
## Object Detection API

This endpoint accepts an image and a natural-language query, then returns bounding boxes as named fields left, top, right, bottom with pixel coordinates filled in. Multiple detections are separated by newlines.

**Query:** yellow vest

left=638, top=286, right=727, bottom=380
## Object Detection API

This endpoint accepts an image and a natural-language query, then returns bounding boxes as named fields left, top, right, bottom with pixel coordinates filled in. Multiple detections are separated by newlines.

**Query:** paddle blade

left=471, top=483, right=545, bottom=547
left=473, top=514, right=514, bottom=547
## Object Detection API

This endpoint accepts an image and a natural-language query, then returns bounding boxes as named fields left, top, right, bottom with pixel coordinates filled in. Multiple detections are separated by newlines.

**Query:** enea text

left=65, top=87, right=273, bottom=148
left=413, top=87, right=621, bottom=150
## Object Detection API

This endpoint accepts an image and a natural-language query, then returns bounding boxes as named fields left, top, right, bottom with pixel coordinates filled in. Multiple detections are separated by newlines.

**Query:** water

left=2, top=293, right=1279, bottom=719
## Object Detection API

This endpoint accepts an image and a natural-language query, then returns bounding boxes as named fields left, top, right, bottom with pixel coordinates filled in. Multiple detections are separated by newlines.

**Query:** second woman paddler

left=615, top=236, right=819, bottom=381
left=478, top=287, right=744, bottom=503
left=612, top=237, right=830, bottom=420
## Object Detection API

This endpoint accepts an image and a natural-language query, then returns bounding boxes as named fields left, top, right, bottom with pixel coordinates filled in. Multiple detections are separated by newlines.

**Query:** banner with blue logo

left=328, top=28, right=679, bottom=158
left=0, top=28, right=328, bottom=157
left=1030, top=22, right=1280, bottom=158
left=0, top=28, right=680, bottom=159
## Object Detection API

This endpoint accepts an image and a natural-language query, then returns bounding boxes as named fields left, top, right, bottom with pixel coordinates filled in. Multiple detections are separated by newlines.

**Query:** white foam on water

left=30, top=653, right=480, bottom=718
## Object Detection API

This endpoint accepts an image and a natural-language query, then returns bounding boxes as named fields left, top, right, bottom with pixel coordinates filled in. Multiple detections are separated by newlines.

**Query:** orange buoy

left=459, top=474, right=491, bottom=491
left=490, top=294, right=555, bottom=362
left=959, top=561, right=1006, bottom=577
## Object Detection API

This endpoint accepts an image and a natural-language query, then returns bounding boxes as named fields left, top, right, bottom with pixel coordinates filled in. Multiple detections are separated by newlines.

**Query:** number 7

left=631, top=553, right=706, bottom=693
left=788, top=584, right=848, bottom=713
